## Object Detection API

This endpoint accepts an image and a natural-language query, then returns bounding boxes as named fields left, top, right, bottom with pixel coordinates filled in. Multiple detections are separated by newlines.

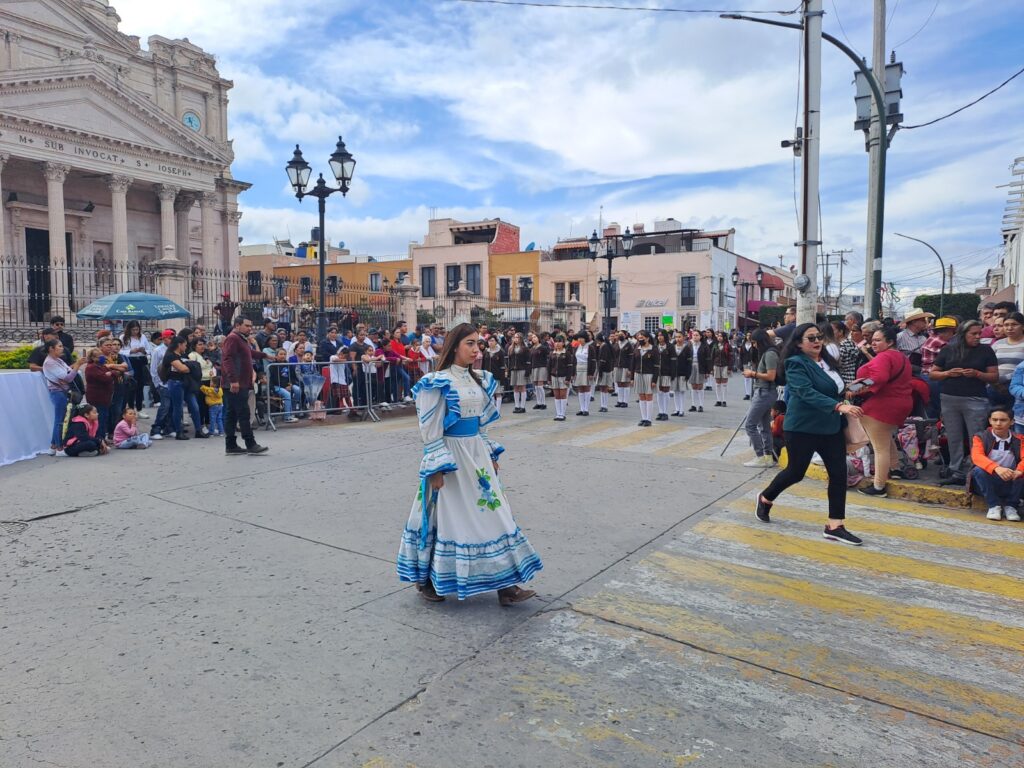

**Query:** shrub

left=912, top=293, right=980, bottom=322
left=0, top=345, right=34, bottom=369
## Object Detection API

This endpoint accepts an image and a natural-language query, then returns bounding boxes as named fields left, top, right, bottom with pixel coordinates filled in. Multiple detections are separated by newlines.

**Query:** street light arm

left=894, top=232, right=946, bottom=316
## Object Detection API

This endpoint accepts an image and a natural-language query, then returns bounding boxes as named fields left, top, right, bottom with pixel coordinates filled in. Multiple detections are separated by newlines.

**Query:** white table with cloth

left=0, top=370, right=53, bottom=466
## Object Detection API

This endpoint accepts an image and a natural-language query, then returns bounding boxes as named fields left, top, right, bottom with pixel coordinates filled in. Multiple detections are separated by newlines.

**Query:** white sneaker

left=986, top=506, right=1003, bottom=521
left=1004, top=506, right=1021, bottom=522
left=55, top=450, right=67, bottom=457
left=284, top=417, right=298, bottom=423
left=47, top=448, right=56, bottom=456
left=151, top=433, right=164, bottom=440
left=137, top=411, right=150, bottom=419
left=403, top=396, right=414, bottom=403
left=743, top=457, right=767, bottom=467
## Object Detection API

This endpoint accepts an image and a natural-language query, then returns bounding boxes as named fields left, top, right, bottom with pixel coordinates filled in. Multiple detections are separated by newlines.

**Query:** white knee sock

left=676, top=389, right=686, bottom=412
left=578, top=392, right=588, bottom=413
left=638, top=400, right=646, bottom=420
left=744, top=377, right=753, bottom=397
left=535, top=387, right=545, bottom=406
left=622, top=386, right=631, bottom=404
left=600, top=391, right=609, bottom=409
left=615, top=386, right=623, bottom=404
left=517, top=390, right=526, bottom=409
left=557, top=398, right=567, bottom=417
left=697, top=389, right=705, bottom=407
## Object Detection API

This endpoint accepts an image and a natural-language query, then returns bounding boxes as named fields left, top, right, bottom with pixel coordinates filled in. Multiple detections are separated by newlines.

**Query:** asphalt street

left=2, top=378, right=1022, bottom=768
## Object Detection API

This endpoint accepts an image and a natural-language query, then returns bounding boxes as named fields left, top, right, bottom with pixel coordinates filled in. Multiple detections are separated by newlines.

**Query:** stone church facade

left=0, top=0, right=248, bottom=325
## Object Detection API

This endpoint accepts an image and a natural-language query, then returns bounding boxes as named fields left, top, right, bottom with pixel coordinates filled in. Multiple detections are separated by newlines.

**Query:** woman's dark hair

left=76, top=403, right=96, bottom=417
left=656, top=329, right=670, bottom=345
left=553, top=333, right=567, bottom=345
left=189, top=337, right=206, bottom=352
left=871, top=325, right=899, bottom=346
left=944, top=320, right=982, bottom=367
left=818, top=321, right=837, bottom=345
left=1004, top=311, right=1024, bottom=327
left=44, top=338, right=62, bottom=354
left=122, top=320, right=142, bottom=344
left=781, top=322, right=839, bottom=369
left=830, top=320, right=847, bottom=339
left=575, top=332, right=588, bottom=343
left=170, top=335, right=188, bottom=352
left=635, top=330, right=652, bottom=344
left=751, top=328, right=772, bottom=353
left=595, top=332, right=606, bottom=343
left=435, top=323, right=486, bottom=390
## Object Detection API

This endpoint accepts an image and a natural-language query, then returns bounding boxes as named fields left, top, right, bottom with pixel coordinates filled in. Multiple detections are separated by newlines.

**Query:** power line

left=885, top=0, right=901, bottom=31
left=891, top=0, right=939, bottom=49
left=829, top=0, right=861, bottom=58
left=903, top=64, right=1024, bottom=129
left=453, top=0, right=801, bottom=13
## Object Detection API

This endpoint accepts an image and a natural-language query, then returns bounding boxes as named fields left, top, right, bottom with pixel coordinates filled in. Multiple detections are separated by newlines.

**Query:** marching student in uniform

left=594, top=333, right=615, bottom=412
left=672, top=330, right=692, bottom=416
left=654, top=330, right=676, bottom=421
left=632, top=330, right=658, bottom=426
left=506, top=332, right=531, bottom=413
left=689, top=329, right=709, bottom=412
left=740, top=332, right=756, bottom=400
left=547, top=334, right=575, bottom=421
left=615, top=330, right=635, bottom=408
left=529, top=332, right=550, bottom=411
left=573, top=332, right=597, bottom=415
left=482, top=335, right=507, bottom=415
left=701, top=329, right=716, bottom=393
left=712, top=330, right=732, bottom=407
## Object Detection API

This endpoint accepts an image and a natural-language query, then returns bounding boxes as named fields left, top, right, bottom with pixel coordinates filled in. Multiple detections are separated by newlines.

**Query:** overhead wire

left=903, top=65, right=1024, bottom=129
left=891, top=0, right=939, bottom=49
left=885, top=0, right=900, bottom=31
left=829, top=0, right=861, bottom=58
left=453, top=0, right=802, bottom=12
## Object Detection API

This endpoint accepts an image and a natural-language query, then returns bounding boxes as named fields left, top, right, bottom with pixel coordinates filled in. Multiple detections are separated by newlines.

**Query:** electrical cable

left=792, top=28, right=802, bottom=233
left=454, top=0, right=802, bottom=13
left=829, top=0, right=861, bottom=58
left=892, top=0, right=939, bottom=49
left=885, top=0, right=900, bottom=31
left=903, top=65, right=1024, bottom=129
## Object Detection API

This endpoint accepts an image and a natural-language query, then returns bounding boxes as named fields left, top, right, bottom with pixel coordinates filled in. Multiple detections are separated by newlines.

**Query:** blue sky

left=119, top=0, right=1024, bottom=308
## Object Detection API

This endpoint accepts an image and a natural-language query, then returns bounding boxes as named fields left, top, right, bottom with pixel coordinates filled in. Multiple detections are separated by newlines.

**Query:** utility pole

left=829, top=248, right=853, bottom=315
left=796, top=0, right=823, bottom=325
left=864, top=0, right=886, bottom=319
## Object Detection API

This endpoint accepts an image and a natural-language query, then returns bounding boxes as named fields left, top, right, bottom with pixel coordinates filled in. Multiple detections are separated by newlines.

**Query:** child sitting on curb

left=113, top=407, right=151, bottom=449
left=970, top=406, right=1024, bottom=522
left=64, top=404, right=109, bottom=457
left=200, top=376, right=225, bottom=436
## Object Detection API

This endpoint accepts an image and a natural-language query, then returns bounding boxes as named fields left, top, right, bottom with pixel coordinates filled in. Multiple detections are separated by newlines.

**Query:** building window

left=681, top=313, right=697, bottom=331
left=498, top=278, right=511, bottom=302
left=465, top=263, right=482, bottom=295
left=397, top=271, right=409, bottom=285
left=300, top=277, right=312, bottom=295
left=554, top=282, right=566, bottom=307
left=369, top=272, right=382, bottom=292
left=644, top=315, right=662, bottom=333
left=327, top=275, right=339, bottom=294
left=603, top=279, right=618, bottom=310
left=421, top=266, right=436, bottom=298
left=680, top=275, right=696, bottom=306
left=569, top=281, right=581, bottom=302
left=518, top=276, right=533, bottom=302
left=247, top=270, right=262, bottom=296
left=719, top=276, right=725, bottom=308
left=446, top=265, right=462, bottom=295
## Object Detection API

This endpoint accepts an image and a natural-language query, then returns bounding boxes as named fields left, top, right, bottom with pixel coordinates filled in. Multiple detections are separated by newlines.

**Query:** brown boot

left=416, top=582, right=445, bottom=602
left=497, top=586, right=536, bottom=607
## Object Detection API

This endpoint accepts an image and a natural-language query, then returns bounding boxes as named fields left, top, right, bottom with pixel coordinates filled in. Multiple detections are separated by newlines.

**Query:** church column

left=108, top=175, right=132, bottom=292
left=44, top=162, right=71, bottom=318
left=0, top=153, right=9, bottom=254
left=200, top=192, right=218, bottom=269
left=174, top=192, right=197, bottom=266
left=155, top=184, right=179, bottom=260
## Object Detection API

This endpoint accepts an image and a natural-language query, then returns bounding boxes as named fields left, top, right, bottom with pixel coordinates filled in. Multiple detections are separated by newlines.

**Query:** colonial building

left=0, top=0, right=248, bottom=326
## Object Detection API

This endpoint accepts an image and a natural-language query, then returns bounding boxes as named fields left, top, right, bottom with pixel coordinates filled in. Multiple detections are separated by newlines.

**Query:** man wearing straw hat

left=897, top=308, right=934, bottom=375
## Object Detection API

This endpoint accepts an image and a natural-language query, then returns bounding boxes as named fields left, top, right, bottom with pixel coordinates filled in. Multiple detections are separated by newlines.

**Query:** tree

left=912, top=292, right=980, bottom=321
left=416, top=309, right=436, bottom=327
left=757, top=305, right=788, bottom=327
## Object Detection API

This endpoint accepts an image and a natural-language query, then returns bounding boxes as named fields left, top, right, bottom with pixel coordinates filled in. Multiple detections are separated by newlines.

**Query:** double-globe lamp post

left=731, top=264, right=764, bottom=331
left=589, top=227, right=634, bottom=335
left=285, top=136, right=356, bottom=341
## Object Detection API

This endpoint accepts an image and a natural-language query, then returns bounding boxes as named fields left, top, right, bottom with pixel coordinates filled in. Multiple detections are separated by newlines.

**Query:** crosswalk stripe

left=585, top=424, right=694, bottom=451
left=692, top=519, right=1024, bottom=601
left=644, top=551, right=1024, bottom=654
left=573, top=590, right=1024, bottom=741
left=782, top=483, right=996, bottom=524
left=653, top=428, right=735, bottom=457
left=724, top=501, right=1024, bottom=561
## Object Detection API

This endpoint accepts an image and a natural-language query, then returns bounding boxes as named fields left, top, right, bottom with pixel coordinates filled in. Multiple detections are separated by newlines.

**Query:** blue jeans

left=185, top=391, right=202, bottom=433
left=151, top=384, right=170, bottom=435
left=117, top=434, right=151, bottom=449
left=274, top=385, right=300, bottom=416
left=971, top=467, right=1024, bottom=508
left=95, top=404, right=110, bottom=440
left=209, top=404, right=224, bottom=433
left=165, top=380, right=184, bottom=435
left=48, top=390, right=68, bottom=447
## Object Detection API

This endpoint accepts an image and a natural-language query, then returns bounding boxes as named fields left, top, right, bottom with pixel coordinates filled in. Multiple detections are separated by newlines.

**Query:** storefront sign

left=635, top=298, right=668, bottom=308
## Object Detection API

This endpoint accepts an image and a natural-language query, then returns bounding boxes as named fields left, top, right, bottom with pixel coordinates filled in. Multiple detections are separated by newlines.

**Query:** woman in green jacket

left=755, top=323, right=865, bottom=545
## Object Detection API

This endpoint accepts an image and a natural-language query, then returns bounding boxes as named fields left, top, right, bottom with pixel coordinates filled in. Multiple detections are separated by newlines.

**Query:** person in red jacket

left=220, top=316, right=269, bottom=455
left=84, top=347, right=117, bottom=442
left=854, top=325, right=913, bottom=497
left=970, top=407, right=1024, bottom=521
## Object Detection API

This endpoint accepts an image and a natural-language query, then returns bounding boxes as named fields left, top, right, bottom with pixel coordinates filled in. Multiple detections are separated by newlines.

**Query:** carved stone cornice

left=43, top=162, right=71, bottom=183
left=0, top=152, right=9, bottom=171
left=220, top=210, right=242, bottom=225
left=199, top=191, right=219, bottom=208
left=155, top=183, right=180, bottom=202
left=107, top=174, right=133, bottom=194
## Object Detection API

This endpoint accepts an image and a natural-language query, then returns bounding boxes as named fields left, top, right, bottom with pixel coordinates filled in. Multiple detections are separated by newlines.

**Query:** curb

left=779, top=448, right=983, bottom=510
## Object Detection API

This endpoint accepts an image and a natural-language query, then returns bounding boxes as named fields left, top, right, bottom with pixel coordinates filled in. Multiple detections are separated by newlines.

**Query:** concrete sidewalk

left=2, top=378, right=1021, bottom=767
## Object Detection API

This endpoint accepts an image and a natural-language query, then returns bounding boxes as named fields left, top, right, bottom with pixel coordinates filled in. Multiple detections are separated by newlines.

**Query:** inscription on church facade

left=7, top=131, right=194, bottom=177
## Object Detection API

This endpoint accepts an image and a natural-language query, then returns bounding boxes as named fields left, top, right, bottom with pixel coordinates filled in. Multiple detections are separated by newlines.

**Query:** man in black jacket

left=316, top=327, right=341, bottom=363
left=50, top=316, right=74, bottom=363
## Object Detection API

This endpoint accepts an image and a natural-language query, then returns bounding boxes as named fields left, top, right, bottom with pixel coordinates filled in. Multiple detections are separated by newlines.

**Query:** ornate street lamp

left=285, top=136, right=356, bottom=340
left=589, top=226, right=633, bottom=334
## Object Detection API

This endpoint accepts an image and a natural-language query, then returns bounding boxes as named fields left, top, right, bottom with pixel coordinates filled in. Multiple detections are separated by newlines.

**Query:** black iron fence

left=418, top=296, right=580, bottom=334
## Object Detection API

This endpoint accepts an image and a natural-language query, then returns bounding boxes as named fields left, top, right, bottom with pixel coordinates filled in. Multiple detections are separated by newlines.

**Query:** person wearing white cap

left=896, top=308, right=934, bottom=375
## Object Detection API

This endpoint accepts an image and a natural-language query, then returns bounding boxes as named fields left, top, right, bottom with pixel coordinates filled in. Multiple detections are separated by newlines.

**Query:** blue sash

left=444, top=416, right=480, bottom=437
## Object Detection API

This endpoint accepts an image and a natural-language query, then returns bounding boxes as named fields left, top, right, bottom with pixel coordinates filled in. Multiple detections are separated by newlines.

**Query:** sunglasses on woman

left=803, top=334, right=824, bottom=342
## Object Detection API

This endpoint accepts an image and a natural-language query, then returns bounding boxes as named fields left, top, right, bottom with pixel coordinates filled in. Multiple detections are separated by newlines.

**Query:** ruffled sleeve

left=478, top=370, right=505, bottom=461
left=414, top=374, right=457, bottom=478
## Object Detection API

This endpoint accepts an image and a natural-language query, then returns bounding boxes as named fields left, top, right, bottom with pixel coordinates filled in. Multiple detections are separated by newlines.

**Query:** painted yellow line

left=782, top=483, right=1006, bottom=526
left=645, top=551, right=1024, bottom=654
left=574, top=591, right=1024, bottom=741
left=653, top=428, right=734, bottom=457
left=724, top=501, right=1024, bottom=561
left=693, top=520, right=1024, bottom=601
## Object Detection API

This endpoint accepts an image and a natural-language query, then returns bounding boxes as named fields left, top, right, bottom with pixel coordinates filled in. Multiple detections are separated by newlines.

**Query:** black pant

left=128, top=357, right=149, bottom=409
left=224, top=388, right=255, bottom=445
left=763, top=429, right=847, bottom=519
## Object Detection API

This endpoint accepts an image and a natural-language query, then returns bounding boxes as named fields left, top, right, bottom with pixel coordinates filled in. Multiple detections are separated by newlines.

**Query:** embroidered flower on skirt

left=476, top=468, right=501, bottom=511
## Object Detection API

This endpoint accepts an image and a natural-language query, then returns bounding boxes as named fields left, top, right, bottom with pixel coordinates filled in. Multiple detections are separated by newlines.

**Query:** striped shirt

left=991, top=338, right=1024, bottom=384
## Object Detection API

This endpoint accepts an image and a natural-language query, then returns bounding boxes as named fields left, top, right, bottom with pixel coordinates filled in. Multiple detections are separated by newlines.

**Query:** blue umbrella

left=76, top=291, right=190, bottom=321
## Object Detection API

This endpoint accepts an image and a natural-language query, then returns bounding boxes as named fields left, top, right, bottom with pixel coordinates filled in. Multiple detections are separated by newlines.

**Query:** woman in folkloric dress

left=397, top=323, right=542, bottom=605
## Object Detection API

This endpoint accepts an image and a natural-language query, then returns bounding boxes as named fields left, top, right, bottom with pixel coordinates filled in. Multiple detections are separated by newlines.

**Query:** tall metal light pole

left=722, top=6, right=889, bottom=320
left=894, top=232, right=946, bottom=317
left=588, top=227, right=634, bottom=334
left=285, top=136, right=356, bottom=341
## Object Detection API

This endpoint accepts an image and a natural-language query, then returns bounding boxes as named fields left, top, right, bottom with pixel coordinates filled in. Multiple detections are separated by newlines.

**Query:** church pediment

left=0, top=0, right=139, bottom=54
left=0, top=66, right=230, bottom=167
